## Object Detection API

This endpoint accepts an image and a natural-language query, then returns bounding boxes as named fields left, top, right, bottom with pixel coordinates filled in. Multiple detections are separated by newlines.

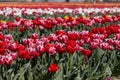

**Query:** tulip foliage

left=0, top=7, right=120, bottom=80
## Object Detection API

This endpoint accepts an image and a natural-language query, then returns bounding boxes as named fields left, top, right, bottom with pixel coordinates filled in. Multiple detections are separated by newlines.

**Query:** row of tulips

left=0, top=7, right=120, bottom=17
left=1, top=14, right=120, bottom=33
left=0, top=24, right=120, bottom=80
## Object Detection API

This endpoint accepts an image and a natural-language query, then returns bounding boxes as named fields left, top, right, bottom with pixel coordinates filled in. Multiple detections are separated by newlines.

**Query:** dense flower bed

left=0, top=6, right=120, bottom=80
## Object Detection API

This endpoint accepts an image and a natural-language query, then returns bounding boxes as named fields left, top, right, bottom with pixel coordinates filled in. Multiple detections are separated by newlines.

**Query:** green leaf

left=105, top=66, right=112, bottom=76
left=13, top=73, right=20, bottom=80
left=97, top=48, right=104, bottom=58
left=88, top=73, right=104, bottom=80
left=91, top=60, right=100, bottom=76
left=74, top=74, right=81, bottom=80
left=54, top=64, right=63, bottom=80
left=14, top=62, right=31, bottom=80
left=27, top=64, right=33, bottom=80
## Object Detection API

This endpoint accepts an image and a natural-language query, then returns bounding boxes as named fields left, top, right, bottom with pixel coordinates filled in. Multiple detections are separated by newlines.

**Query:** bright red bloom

left=21, top=20, right=26, bottom=25
left=35, top=52, right=40, bottom=57
left=15, top=17, right=21, bottom=22
left=0, top=41, right=6, bottom=55
left=0, top=34, right=4, bottom=41
left=43, top=21, right=52, bottom=29
left=66, top=40, right=76, bottom=47
left=0, top=48, right=6, bottom=55
left=19, top=27, right=25, bottom=32
left=66, top=45, right=75, bottom=54
left=56, top=45, right=65, bottom=54
left=91, top=28, right=99, bottom=34
left=0, top=41, right=5, bottom=48
left=55, top=43, right=65, bottom=54
left=18, top=50, right=29, bottom=59
left=67, top=32, right=79, bottom=40
left=32, top=20, right=40, bottom=26
left=48, top=64, right=59, bottom=73
left=55, top=30, right=66, bottom=36
left=81, top=49, right=92, bottom=56
left=66, top=40, right=76, bottom=54
left=17, top=44, right=25, bottom=50
left=98, top=27, right=105, bottom=34
left=7, top=22, right=15, bottom=30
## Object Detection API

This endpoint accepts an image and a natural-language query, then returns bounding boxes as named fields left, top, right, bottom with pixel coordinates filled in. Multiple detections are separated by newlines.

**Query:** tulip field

left=0, top=2, right=120, bottom=80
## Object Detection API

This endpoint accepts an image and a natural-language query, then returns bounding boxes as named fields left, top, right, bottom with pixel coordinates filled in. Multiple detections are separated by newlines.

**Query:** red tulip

left=18, top=50, right=29, bottom=59
left=19, top=27, right=25, bottom=32
left=0, top=48, right=6, bottom=55
left=66, top=45, right=75, bottom=54
left=0, top=33, right=4, bottom=41
left=15, top=17, right=21, bottom=22
left=48, top=64, right=59, bottom=73
left=81, top=49, right=92, bottom=56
